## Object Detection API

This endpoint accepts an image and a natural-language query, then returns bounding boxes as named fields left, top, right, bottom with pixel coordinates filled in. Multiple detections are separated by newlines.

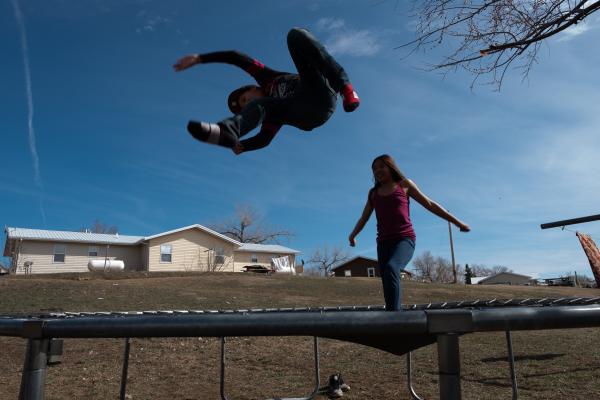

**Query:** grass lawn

left=1, top=272, right=599, bottom=399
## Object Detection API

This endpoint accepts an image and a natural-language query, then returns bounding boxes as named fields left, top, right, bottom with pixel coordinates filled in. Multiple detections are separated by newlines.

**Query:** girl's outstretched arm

left=405, top=179, right=470, bottom=232
left=348, top=192, right=374, bottom=246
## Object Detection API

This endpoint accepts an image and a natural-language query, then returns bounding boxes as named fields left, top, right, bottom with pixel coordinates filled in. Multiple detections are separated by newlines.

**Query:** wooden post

left=448, top=221, right=457, bottom=283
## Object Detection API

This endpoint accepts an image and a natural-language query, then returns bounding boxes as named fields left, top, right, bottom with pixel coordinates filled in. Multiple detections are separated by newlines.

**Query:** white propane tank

left=87, top=259, right=125, bottom=272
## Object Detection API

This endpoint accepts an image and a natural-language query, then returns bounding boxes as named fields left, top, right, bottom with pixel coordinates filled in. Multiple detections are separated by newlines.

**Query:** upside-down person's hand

left=173, top=54, right=201, bottom=72
left=232, top=142, right=244, bottom=155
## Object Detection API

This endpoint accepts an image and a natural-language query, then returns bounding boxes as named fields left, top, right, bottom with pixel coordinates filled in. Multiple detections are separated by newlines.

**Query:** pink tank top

left=372, top=185, right=416, bottom=243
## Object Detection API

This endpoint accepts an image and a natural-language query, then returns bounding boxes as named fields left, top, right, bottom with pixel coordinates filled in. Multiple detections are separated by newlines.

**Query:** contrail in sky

left=10, top=0, right=47, bottom=226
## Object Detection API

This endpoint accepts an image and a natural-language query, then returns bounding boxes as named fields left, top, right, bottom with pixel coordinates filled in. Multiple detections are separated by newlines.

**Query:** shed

left=477, top=272, right=532, bottom=286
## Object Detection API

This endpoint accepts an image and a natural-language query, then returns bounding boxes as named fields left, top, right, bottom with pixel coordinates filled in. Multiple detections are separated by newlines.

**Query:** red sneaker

left=341, top=84, right=360, bottom=112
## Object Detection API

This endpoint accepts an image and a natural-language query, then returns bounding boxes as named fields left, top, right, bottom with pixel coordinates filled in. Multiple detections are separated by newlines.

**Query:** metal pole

left=448, top=222, right=457, bottom=284
left=220, top=337, right=227, bottom=400
left=19, top=339, right=49, bottom=400
left=311, top=336, right=321, bottom=398
left=120, top=338, right=131, bottom=400
left=407, top=352, right=424, bottom=400
left=540, top=214, right=600, bottom=229
left=505, top=331, right=518, bottom=400
left=437, top=334, right=461, bottom=400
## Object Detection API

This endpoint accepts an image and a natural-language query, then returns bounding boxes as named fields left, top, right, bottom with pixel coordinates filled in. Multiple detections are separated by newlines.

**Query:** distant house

left=331, top=256, right=411, bottom=279
left=3, top=225, right=299, bottom=275
left=476, top=272, right=533, bottom=286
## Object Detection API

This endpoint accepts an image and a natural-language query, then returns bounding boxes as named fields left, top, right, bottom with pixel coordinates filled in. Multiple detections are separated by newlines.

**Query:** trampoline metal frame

left=4, top=298, right=600, bottom=400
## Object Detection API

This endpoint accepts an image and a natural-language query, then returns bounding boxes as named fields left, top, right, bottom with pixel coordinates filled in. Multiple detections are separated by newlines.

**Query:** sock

left=341, top=83, right=360, bottom=112
left=187, top=121, right=220, bottom=143
left=187, top=121, right=238, bottom=148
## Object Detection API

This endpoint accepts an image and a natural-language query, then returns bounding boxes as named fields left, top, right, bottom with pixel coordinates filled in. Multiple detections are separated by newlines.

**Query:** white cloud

left=316, top=17, right=382, bottom=57
left=316, top=17, right=346, bottom=31
left=325, top=29, right=382, bottom=57
left=135, top=11, right=172, bottom=34
left=557, top=23, right=592, bottom=42
left=10, top=0, right=46, bottom=226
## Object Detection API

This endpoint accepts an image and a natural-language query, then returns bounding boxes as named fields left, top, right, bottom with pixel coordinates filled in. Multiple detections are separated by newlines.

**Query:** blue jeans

left=377, top=237, right=415, bottom=311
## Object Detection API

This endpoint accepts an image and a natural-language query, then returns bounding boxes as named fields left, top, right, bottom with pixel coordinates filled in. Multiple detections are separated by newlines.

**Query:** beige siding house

left=3, top=225, right=299, bottom=275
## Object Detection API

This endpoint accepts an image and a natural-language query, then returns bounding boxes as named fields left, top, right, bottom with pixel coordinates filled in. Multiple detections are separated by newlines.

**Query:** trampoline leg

left=437, top=334, right=461, bottom=400
left=120, top=338, right=132, bottom=400
left=220, top=336, right=320, bottom=400
left=309, top=336, right=321, bottom=399
left=220, top=337, right=228, bottom=400
left=407, top=351, right=424, bottom=400
left=506, top=331, right=518, bottom=400
left=18, top=338, right=49, bottom=400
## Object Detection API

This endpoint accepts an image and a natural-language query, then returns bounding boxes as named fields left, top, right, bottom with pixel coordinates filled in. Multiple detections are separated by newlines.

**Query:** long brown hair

left=371, top=154, right=406, bottom=189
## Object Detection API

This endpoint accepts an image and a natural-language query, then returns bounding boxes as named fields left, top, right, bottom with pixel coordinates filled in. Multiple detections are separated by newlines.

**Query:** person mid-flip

left=173, top=28, right=360, bottom=155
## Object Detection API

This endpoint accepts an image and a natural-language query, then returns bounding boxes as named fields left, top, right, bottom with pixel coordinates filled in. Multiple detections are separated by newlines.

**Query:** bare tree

left=491, top=265, right=512, bottom=274
left=413, top=250, right=436, bottom=282
left=210, top=204, right=293, bottom=244
left=413, top=251, right=464, bottom=283
left=435, top=256, right=455, bottom=283
left=403, top=0, right=600, bottom=88
left=309, top=245, right=350, bottom=277
left=203, top=248, right=230, bottom=272
left=6, top=238, right=24, bottom=274
left=80, top=219, right=118, bottom=234
left=470, top=263, right=513, bottom=276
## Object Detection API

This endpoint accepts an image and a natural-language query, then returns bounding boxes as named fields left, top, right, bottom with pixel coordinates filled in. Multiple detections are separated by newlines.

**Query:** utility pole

left=448, top=221, right=457, bottom=283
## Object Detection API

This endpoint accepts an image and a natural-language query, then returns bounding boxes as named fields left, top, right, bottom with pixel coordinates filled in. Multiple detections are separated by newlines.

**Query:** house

left=0, top=261, right=8, bottom=275
left=3, top=225, right=299, bottom=275
left=475, top=272, right=533, bottom=286
left=331, top=256, right=411, bottom=279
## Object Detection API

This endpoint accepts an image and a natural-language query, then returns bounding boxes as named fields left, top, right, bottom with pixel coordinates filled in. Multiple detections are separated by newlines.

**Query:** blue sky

left=2, top=0, right=600, bottom=279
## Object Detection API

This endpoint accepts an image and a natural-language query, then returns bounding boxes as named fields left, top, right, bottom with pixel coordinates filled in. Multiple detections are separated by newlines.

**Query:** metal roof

left=144, top=224, right=240, bottom=245
left=5, top=226, right=301, bottom=254
left=477, top=272, right=533, bottom=284
left=237, top=243, right=300, bottom=254
left=5, top=227, right=144, bottom=245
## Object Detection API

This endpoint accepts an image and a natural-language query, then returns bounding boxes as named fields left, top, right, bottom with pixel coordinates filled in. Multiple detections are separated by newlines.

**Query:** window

left=251, top=254, right=258, bottom=263
left=214, top=247, right=225, bottom=264
left=160, top=244, right=172, bottom=263
left=367, top=267, right=375, bottom=277
left=344, top=270, right=351, bottom=277
left=88, top=246, right=99, bottom=257
left=53, top=244, right=66, bottom=263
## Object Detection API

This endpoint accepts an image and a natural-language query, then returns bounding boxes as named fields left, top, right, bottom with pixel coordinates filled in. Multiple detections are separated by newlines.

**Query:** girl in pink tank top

left=348, top=154, right=470, bottom=311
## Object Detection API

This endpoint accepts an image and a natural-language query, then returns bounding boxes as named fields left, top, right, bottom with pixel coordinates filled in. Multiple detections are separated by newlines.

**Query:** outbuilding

left=476, top=272, right=533, bottom=286
left=331, top=256, right=412, bottom=279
